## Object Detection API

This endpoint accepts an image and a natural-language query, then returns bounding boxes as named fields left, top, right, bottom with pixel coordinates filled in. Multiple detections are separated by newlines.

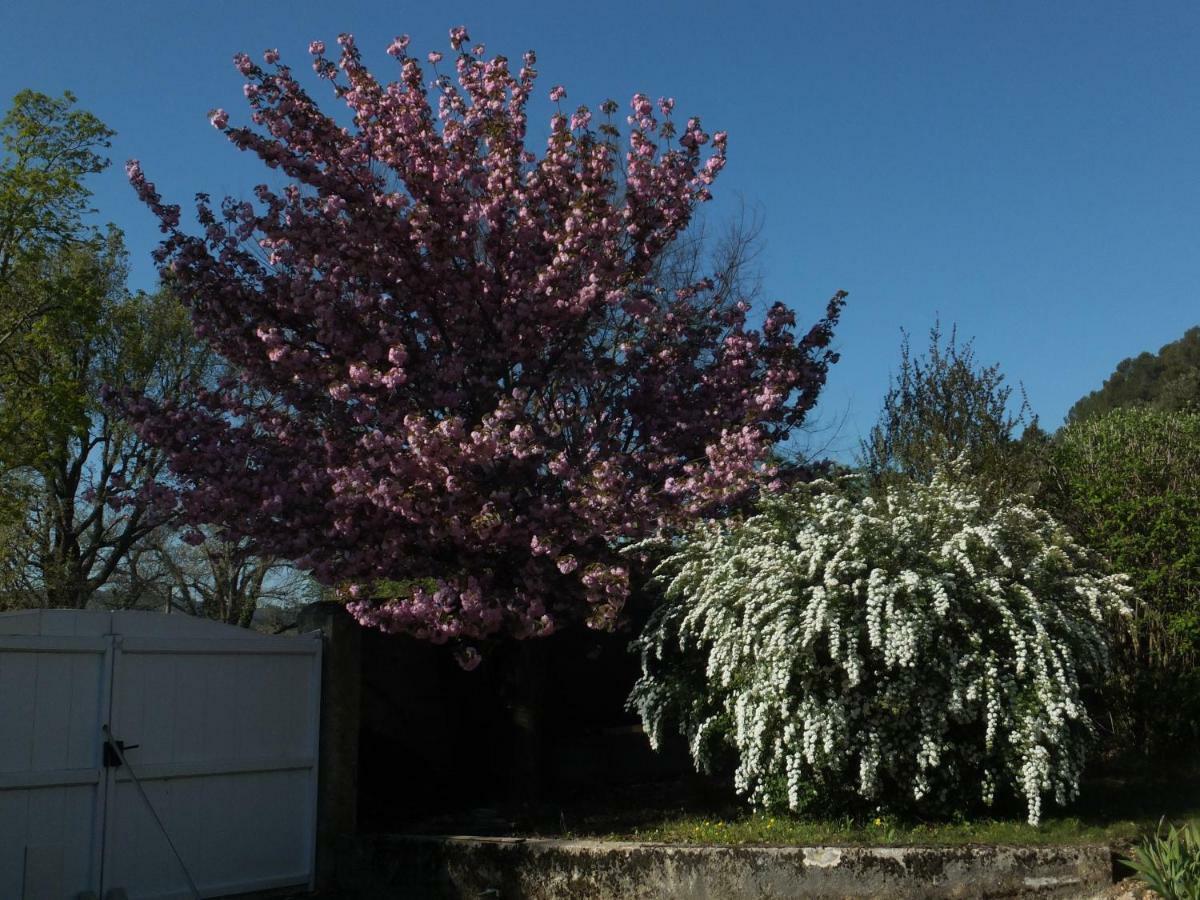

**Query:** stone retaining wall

left=336, top=834, right=1116, bottom=899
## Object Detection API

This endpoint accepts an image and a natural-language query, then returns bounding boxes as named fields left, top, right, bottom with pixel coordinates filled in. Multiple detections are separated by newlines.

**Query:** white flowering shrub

left=629, top=474, right=1130, bottom=825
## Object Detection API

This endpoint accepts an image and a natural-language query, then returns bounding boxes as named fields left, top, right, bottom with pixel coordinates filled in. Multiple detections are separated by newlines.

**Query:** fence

left=0, top=609, right=321, bottom=899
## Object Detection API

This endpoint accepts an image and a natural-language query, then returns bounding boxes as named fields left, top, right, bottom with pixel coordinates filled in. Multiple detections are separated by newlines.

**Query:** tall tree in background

left=1068, top=326, right=1200, bottom=422
left=138, top=527, right=318, bottom=628
left=0, top=90, right=113, bottom=357
left=3, top=238, right=212, bottom=609
left=0, top=89, right=309, bottom=624
left=0, top=89, right=143, bottom=606
left=124, top=28, right=845, bottom=658
left=0, top=90, right=114, bottom=485
left=862, top=322, right=1040, bottom=498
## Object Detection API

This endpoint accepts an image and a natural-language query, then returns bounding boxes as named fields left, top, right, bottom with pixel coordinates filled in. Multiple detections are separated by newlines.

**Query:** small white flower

left=628, top=472, right=1129, bottom=826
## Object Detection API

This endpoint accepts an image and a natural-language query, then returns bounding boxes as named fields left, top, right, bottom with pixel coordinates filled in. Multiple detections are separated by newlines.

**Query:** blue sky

left=4, top=0, right=1198, bottom=458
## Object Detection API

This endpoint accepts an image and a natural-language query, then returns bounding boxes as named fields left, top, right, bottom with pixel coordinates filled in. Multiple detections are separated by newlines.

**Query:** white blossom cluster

left=628, top=473, right=1131, bottom=825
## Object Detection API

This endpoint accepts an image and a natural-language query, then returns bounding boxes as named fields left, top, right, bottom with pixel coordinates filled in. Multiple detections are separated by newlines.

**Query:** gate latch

left=103, top=738, right=140, bottom=768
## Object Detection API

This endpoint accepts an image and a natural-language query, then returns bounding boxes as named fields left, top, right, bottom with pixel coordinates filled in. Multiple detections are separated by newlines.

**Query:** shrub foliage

left=629, top=474, right=1129, bottom=824
left=1050, top=407, right=1200, bottom=752
left=1127, top=820, right=1200, bottom=900
left=861, top=323, right=1038, bottom=497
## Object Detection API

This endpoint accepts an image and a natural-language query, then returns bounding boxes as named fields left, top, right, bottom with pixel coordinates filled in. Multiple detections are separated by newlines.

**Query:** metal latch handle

left=102, top=737, right=139, bottom=768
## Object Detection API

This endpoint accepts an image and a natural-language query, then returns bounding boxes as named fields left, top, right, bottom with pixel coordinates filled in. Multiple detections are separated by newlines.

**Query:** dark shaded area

left=355, top=614, right=705, bottom=834
left=1073, top=756, right=1200, bottom=827
left=354, top=603, right=1200, bottom=840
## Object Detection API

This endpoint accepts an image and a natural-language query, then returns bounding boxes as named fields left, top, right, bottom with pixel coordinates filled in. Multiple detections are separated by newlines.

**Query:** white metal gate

left=0, top=610, right=322, bottom=899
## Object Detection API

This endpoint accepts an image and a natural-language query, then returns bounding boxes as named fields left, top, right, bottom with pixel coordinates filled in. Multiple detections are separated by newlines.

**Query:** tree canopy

left=861, top=322, right=1039, bottom=497
left=123, top=28, right=845, bottom=655
left=0, top=90, right=113, bottom=354
left=0, top=90, right=277, bottom=620
left=1, top=234, right=213, bottom=609
left=1068, top=326, right=1200, bottom=422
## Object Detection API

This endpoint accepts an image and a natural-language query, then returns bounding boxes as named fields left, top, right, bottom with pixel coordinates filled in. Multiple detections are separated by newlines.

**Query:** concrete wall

left=337, top=834, right=1116, bottom=899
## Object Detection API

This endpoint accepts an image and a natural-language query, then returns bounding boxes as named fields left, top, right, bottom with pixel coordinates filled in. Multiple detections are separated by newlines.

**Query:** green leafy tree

left=0, top=90, right=113, bottom=353
left=862, top=322, right=1040, bottom=497
left=0, top=89, right=115, bottom=551
left=1049, top=407, right=1200, bottom=752
left=0, top=89, right=296, bottom=621
left=0, top=235, right=213, bottom=609
left=1069, top=327, right=1200, bottom=422
left=0, top=231, right=123, bottom=471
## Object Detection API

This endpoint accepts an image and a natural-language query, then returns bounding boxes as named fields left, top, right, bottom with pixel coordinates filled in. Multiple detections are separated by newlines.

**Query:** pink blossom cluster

left=123, top=27, right=844, bottom=654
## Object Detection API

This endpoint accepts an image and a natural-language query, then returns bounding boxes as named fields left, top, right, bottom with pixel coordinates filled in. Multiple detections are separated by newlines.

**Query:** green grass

left=611, top=812, right=1152, bottom=847
left=528, top=760, right=1200, bottom=849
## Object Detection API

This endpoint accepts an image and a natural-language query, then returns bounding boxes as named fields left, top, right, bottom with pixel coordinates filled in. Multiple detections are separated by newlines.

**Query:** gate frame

left=0, top=611, right=322, bottom=899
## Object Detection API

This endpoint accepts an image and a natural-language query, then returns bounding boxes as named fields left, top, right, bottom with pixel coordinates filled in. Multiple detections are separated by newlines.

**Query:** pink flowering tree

left=124, top=28, right=844, bottom=663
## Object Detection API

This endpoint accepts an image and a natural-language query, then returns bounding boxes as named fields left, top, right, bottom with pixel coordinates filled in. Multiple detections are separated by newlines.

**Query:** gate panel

left=102, top=635, right=321, bottom=899
left=0, top=635, right=111, bottom=899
